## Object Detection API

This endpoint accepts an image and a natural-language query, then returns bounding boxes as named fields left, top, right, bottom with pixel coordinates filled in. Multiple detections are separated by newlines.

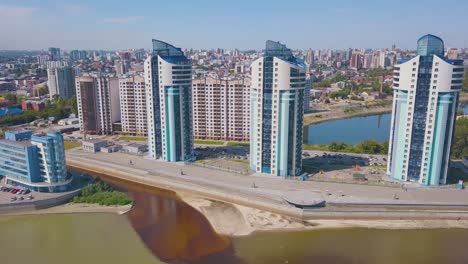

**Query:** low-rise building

left=21, top=100, right=46, bottom=112
left=58, top=117, right=80, bottom=126
left=121, top=143, right=147, bottom=154
left=82, top=139, right=108, bottom=153
left=0, top=130, right=72, bottom=192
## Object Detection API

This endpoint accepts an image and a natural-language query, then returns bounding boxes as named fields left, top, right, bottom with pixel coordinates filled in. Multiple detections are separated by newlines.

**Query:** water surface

left=2, top=175, right=468, bottom=264
left=304, top=114, right=391, bottom=145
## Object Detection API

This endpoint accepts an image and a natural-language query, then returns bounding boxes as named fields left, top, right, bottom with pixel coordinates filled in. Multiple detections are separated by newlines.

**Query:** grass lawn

left=229, top=158, right=249, bottom=164
left=64, top=141, right=81, bottom=150
left=303, top=144, right=329, bottom=151
left=119, top=136, right=147, bottom=142
left=194, top=139, right=224, bottom=145
left=227, top=141, right=250, bottom=147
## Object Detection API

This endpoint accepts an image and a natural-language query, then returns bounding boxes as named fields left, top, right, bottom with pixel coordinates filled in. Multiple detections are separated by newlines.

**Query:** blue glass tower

left=250, top=41, right=306, bottom=177
left=388, top=35, right=464, bottom=185
left=145, top=40, right=194, bottom=162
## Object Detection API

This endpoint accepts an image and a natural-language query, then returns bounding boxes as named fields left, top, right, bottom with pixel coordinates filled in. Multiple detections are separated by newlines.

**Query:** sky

left=1, top=0, right=467, bottom=51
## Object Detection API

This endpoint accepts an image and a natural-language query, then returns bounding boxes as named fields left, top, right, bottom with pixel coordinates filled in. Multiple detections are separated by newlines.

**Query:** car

left=10, top=197, right=17, bottom=201
left=24, top=189, right=31, bottom=194
left=18, top=196, right=24, bottom=201
left=27, top=195, right=33, bottom=200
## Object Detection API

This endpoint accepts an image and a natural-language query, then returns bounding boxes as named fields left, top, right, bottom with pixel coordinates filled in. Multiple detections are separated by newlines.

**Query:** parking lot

left=0, top=179, right=65, bottom=206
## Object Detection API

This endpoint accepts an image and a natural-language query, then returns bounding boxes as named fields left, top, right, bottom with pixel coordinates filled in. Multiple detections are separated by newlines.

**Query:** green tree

left=329, top=141, right=349, bottom=152
left=356, top=140, right=382, bottom=154
left=4, top=93, right=19, bottom=104
left=451, top=117, right=468, bottom=159
left=38, top=85, right=49, bottom=96
left=66, top=96, right=78, bottom=115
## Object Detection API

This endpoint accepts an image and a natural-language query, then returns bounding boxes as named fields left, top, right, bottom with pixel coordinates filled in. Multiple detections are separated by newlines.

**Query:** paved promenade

left=66, top=149, right=468, bottom=219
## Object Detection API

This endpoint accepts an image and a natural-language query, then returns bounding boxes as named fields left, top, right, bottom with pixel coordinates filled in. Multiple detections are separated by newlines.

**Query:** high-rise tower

left=387, top=35, right=464, bottom=185
left=144, top=40, right=194, bottom=162
left=250, top=41, right=306, bottom=177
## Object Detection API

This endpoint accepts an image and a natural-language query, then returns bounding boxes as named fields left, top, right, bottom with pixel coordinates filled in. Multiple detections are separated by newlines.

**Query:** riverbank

left=65, top=150, right=468, bottom=233
left=181, top=194, right=468, bottom=236
left=2, top=203, right=132, bottom=216
left=304, top=94, right=468, bottom=126
left=304, top=104, right=392, bottom=126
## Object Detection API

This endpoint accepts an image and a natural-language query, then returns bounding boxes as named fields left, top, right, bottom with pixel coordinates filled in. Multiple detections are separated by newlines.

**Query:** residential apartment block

left=250, top=40, right=307, bottom=177
left=119, top=75, right=147, bottom=136
left=75, top=74, right=120, bottom=135
left=192, top=76, right=250, bottom=141
left=144, top=39, right=194, bottom=162
left=387, top=35, right=464, bottom=186
left=47, top=61, right=76, bottom=100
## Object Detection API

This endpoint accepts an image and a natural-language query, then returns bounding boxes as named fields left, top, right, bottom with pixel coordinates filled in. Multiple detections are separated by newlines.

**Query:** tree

left=4, top=93, right=19, bottom=104
left=38, top=85, right=49, bottom=96
left=356, top=140, right=382, bottom=154
left=451, top=117, right=468, bottom=159
left=66, top=96, right=78, bottom=115
left=381, top=141, right=389, bottom=154
left=329, top=141, right=348, bottom=152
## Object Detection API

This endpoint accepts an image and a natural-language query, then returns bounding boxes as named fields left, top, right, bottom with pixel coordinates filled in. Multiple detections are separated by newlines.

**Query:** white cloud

left=103, top=16, right=144, bottom=23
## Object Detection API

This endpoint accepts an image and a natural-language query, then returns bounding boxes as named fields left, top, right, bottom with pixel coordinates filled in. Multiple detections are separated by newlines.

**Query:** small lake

left=304, top=103, right=468, bottom=146
left=304, top=114, right=391, bottom=145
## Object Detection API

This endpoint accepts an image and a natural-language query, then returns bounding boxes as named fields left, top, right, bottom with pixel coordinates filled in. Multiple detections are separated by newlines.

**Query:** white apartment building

left=119, top=75, right=147, bottom=136
left=47, top=61, right=75, bottom=100
left=192, top=76, right=251, bottom=141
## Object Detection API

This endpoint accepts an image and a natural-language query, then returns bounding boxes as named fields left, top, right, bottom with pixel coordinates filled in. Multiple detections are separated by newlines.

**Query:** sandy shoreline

left=181, top=194, right=468, bottom=237
left=1, top=203, right=132, bottom=217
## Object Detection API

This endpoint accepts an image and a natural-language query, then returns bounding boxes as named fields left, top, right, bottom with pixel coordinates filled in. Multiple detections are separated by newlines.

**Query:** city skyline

left=1, top=0, right=468, bottom=51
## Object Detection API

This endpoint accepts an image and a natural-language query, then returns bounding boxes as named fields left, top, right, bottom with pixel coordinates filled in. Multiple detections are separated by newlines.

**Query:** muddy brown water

left=2, top=169, right=468, bottom=264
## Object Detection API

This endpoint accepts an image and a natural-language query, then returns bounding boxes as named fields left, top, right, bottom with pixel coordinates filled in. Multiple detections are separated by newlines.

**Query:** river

left=304, top=104, right=468, bottom=145
left=1, top=176, right=468, bottom=264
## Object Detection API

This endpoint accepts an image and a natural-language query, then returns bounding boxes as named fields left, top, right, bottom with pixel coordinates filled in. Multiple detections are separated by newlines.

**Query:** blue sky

left=1, top=0, right=467, bottom=50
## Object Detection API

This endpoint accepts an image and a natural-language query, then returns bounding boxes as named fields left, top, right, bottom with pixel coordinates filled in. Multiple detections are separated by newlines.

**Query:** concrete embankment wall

left=67, top=157, right=304, bottom=219
left=68, top=156, right=468, bottom=221
left=0, top=190, right=81, bottom=214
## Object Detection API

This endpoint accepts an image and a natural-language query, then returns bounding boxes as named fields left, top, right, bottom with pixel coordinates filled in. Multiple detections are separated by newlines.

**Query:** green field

left=194, top=139, right=224, bottom=145
left=227, top=141, right=250, bottom=147
left=118, top=136, right=147, bottom=142
left=302, top=144, right=329, bottom=151
left=64, top=141, right=81, bottom=150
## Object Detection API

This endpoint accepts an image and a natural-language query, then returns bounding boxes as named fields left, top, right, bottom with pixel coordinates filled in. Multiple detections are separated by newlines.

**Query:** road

left=66, top=148, right=468, bottom=207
